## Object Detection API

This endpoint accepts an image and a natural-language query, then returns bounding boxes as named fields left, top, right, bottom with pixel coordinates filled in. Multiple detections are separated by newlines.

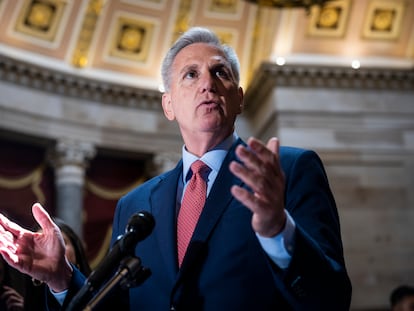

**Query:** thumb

left=266, top=137, right=280, bottom=154
left=32, top=203, right=55, bottom=234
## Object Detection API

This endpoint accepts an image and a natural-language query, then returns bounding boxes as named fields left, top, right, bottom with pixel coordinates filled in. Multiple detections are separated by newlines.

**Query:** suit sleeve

left=280, top=149, right=352, bottom=310
left=43, top=266, right=86, bottom=311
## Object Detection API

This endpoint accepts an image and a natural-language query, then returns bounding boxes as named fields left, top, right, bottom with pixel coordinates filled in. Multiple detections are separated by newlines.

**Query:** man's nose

left=199, top=73, right=217, bottom=93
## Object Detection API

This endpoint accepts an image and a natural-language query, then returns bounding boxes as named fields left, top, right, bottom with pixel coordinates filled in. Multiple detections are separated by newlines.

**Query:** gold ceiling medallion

left=15, top=0, right=66, bottom=42
left=362, top=0, right=404, bottom=40
left=109, top=16, right=155, bottom=63
left=307, top=0, right=350, bottom=37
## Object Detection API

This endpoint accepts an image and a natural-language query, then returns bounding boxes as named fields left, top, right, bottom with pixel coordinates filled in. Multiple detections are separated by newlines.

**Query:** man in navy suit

left=0, top=27, right=351, bottom=310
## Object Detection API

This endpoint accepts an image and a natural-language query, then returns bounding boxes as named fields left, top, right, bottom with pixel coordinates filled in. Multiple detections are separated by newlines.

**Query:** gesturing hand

left=0, top=203, right=73, bottom=292
left=229, top=137, right=286, bottom=237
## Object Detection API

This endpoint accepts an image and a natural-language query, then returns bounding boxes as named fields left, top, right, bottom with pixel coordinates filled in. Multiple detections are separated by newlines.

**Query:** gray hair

left=161, top=27, right=241, bottom=92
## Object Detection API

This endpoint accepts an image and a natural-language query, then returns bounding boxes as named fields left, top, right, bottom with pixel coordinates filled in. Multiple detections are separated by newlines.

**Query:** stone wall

left=241, top=63, right=414, bottom=310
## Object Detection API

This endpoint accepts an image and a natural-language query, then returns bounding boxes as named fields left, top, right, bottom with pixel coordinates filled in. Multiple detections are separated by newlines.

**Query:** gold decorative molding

left=85, top=177, right=144, bottom=200
left=71, top=0, right=106, bottom=68
left=215, top=29, right=237, bottom=46
left=85, top=175, right=145, bottom=268
left=171, top=0, right=193, bottom=44
left=15, top=0, right=67, bottom=42
left=0, top=165, right=45, bottom=204
left=0, top=0, right=5, bottom=14
left=207, top=0, right=239, bottom=14
left=204, top=0, right=245, bottom=20
left=121, top=0, right=165, bottom=8
left=362, top=0, right=404, bottom=40
left=246, top=5, right=278, bottom=87
left=89, top=225, right=112, bottom=268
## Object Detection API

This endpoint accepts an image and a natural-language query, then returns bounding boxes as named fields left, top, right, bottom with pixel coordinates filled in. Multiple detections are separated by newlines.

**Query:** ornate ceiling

left=0, top=0, right=413, bottom=92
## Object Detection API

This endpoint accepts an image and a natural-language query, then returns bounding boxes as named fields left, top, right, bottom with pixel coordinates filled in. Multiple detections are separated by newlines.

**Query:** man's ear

left=162, top=93, right=175, bottom=121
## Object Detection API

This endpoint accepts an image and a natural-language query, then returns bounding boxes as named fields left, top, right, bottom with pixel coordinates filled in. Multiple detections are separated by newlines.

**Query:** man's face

left=162, top=43, right=243, bottom=142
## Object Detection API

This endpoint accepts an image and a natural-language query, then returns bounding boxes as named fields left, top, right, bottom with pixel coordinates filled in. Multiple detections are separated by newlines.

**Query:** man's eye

left=216, top=69, right=230, bottom=79
left=185, top=71, right=197, bottom=79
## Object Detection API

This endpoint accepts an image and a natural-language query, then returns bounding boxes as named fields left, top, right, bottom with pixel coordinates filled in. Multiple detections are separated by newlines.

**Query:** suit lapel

left=151, top=161, right=183, bottom=279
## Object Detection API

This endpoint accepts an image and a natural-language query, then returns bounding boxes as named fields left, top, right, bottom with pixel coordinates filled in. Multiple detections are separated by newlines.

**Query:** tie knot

left=191, top=160, right=210, bottom=176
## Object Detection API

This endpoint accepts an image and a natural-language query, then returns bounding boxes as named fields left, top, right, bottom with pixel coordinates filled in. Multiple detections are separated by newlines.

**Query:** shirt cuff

left=256, top=210, right=296, bottom=269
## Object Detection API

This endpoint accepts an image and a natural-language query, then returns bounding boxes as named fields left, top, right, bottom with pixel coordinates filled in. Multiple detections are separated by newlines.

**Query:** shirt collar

left=182, top=133, right=238, bottom=181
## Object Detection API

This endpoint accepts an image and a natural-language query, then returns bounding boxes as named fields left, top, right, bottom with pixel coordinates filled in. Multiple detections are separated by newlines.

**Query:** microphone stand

left=82, top=256, right=151, bottom=311
left=66, top=211, right=155, bottom=311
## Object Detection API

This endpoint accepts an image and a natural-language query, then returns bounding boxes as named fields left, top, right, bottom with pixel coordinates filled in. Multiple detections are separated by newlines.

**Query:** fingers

left=0, top=228, right=17, bottom=254
left=266, top=137, right=279, bottom=154
left=32, top=203, right=55, bottom=234
left=230, top=185, right=256, bottom=210
left=231, top=137, right=282, bottom=194
left=0, top=203, right=51, bottom=236
left=230, top=137, right=286, bottom=236
left=0, top=214, right=20, bottom=260
left=0, top=213, right=25, bottom=238
left=246, top=137, right=281, bottom=175
left=1, top=286, right=24, bottom=308
left=1, top=285, right=21, bottom=297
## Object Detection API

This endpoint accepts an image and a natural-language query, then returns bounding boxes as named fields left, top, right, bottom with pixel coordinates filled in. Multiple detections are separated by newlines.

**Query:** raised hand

left=229, top=137, right=286, bottom=237
left=0, top=203, right=72, bottom=292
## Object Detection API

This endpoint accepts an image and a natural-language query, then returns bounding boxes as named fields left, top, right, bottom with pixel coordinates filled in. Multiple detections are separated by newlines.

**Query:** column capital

left=152, top=151, right=181, bottom=175
left=49, top=139, right=96, bottom=186
left=49, top=139, right=96, bottom=168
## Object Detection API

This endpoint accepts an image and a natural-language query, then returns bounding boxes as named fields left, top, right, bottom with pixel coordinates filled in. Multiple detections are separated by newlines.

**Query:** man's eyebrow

left=211, top=62, right=230, bottom=70
left=180, top=64, right=198, bottom=75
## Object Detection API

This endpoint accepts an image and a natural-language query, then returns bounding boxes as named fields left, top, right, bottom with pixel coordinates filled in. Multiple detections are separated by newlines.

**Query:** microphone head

left=125, top=211, right=155, bottom=242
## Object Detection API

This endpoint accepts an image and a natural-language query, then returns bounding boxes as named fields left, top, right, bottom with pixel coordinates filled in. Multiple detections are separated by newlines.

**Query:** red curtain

left=84, top=154, right=147, bottom=267
left=0, top=137, right=55, bottom=229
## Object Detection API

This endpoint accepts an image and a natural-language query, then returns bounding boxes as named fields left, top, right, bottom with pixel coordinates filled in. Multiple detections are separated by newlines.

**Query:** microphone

left=87, top=211, right=154, bottom=288
left=66, top=211, right=155, bottom=311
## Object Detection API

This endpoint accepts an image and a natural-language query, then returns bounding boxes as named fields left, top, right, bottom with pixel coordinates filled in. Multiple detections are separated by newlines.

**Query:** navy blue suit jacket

left=65, top=139, right=351, bottom=310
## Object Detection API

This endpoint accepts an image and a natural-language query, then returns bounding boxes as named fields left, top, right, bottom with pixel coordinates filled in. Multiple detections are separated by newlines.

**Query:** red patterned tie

left=177, top=160, right=210, bottom=267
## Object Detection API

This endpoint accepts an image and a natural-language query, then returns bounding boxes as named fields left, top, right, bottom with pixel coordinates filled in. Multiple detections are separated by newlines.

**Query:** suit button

left=170, top=305, right=176, bottom=311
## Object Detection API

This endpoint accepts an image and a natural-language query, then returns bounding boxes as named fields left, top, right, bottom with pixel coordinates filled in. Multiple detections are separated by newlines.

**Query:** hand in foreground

left=229, top=137, right=286, bottom=237
left=1, top=285, right=24, bottom=311
left=0, top=203, right=73, bottom=292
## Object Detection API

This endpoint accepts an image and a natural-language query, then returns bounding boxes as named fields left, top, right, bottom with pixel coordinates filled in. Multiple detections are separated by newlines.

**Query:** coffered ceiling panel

left=0, top=0, right=412, bottom=91
left=88, top=0, right=175, bottom=80
left=0, top=0, right=85, bottom=58
left=273, top=0, right=414, bottom=65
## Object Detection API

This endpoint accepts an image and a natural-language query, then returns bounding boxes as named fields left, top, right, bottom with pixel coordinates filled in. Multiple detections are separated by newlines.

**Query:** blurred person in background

left=0, top=256, right=24, bottom=311
left=390, top=285, right=414, bottom=311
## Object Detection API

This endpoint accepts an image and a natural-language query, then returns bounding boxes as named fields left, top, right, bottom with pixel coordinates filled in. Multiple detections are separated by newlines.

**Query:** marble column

left=49, top=139, right=96, bottom=238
